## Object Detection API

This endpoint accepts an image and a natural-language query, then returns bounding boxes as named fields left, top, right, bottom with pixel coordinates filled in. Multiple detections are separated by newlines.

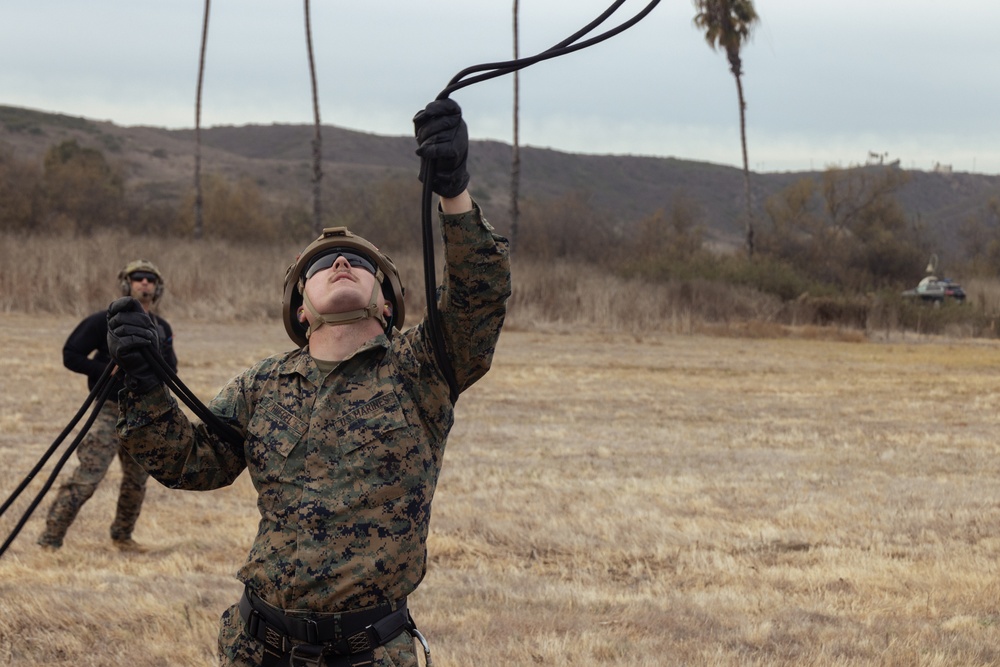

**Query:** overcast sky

left=3, top=0, right=999, bottom=174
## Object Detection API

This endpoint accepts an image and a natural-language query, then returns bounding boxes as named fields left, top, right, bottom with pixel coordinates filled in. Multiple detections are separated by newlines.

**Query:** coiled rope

left=0, top=0, right=661, bottom=557
left=420, top=0, right=661, bottom=403
left=0, top=349, right=241, bottom=559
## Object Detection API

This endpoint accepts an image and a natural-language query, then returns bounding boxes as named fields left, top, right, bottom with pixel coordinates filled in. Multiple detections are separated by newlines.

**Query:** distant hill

left=2, top=104, right=999, bottom=256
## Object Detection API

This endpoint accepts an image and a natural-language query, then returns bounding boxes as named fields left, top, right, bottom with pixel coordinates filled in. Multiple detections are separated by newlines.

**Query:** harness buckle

left=247, top=609, right=261, bottom=638
left=263, top=624, right=289, bottom=654
left=289, top=643, right=325, bottom=667
left=252, top=609, right=291, bottom=654
left=303, top=617, right=320, bottom=645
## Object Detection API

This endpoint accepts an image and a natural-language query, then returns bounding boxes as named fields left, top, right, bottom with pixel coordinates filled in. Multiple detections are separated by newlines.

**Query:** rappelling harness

left=238, top=588, right=429, bottom=667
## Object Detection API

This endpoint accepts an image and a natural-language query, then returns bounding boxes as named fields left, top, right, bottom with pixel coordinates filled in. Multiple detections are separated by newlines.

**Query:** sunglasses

left=305, top=249, right=377, bottom=280
left=129, top=272, right=158, bottom=283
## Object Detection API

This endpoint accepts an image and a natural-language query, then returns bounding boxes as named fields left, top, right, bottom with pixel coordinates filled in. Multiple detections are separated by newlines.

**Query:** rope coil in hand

left=0, top=348, right=241, bottom=559
left=420, top=0, right=661, bottom=403
left=0, top=0, right=660, bottom=557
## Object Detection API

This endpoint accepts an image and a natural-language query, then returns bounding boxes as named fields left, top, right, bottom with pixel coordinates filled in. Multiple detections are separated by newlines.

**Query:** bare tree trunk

left=510, top=0, right=521, bottom=252
left=304, top=0, right=323, bottom=237
left=733, top=67, right=753, bottom=259
left=194, top=0, right=211, bottom=240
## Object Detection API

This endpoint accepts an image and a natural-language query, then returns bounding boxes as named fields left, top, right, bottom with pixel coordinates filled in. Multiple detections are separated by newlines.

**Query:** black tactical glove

left=107, top=297, right=161, bottom=395
left=413, top=98, right=470, bottom=198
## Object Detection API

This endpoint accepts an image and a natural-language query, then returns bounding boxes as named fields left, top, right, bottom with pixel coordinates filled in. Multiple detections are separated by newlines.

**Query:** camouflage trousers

left=217, top=601, right=420, bottom=667
left=38, top=401, right=149, bottom=547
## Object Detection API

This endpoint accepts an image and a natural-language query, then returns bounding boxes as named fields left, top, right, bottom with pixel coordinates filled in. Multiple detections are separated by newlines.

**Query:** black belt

left=238, top=587, right=411, bottom=666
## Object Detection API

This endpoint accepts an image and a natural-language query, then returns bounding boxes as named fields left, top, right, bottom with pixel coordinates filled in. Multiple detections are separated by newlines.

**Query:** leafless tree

left=304, top=0, right=323, bottom=236
left=510, top=0, right=521, bottom=252
left=194, top=0, right=211, bottom=239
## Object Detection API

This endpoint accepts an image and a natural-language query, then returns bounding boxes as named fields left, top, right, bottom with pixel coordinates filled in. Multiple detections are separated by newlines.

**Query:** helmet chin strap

left=301, top=268, right=387, bottom=339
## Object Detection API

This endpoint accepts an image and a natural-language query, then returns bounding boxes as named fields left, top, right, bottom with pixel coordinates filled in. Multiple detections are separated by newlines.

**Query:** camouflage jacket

left=117, top=204, right=510, bottom=612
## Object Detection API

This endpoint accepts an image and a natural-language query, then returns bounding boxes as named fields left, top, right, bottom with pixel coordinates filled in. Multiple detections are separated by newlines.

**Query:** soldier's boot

left=110, top=474, right=148, bottom=553
left=112, top=537, right=149, bottom=553
left=37, top=484, right=90, bottom=549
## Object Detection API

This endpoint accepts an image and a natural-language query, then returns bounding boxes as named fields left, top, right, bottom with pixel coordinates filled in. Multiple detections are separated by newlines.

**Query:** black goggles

left=304, top=249, right=377, bottom=280
left=129, top=271, right=159, bottom=283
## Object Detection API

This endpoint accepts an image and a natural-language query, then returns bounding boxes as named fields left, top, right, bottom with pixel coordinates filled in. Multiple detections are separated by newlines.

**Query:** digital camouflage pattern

left=39, top=402, right=149, bottom=547
left=40, top=307, right=175, bottom=549
left=116, top=204, right=510, bottom=616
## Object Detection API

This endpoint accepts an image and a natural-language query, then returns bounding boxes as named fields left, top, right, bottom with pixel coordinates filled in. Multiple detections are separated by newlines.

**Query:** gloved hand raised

left=107, top=297, right=161, bottom=395
left=413, top=98, right=470, bottom=199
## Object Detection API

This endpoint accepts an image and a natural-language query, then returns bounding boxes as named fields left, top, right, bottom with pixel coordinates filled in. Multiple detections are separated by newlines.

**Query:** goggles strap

left=302, top=268, right=387, bottom=339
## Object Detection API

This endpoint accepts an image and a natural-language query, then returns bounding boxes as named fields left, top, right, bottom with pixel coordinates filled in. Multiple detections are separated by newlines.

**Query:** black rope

left=439, top=0, right=659, bottom=99
left=1, top=0, right=661, bottom=555
left=0, top=345, right=242, bottom=559
left=0, top=362, right=115, bottom=521
left=0, top=370, right=116, bottom=559
left=140, top=348, right=243, bottom=449
left=419, top=0, right=661, bottom=404
left=420, top=174, right=460, bottom=404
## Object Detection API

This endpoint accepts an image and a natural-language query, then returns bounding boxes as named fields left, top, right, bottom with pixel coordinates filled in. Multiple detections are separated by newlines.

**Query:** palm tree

left=510, top=0, right=521, bottom=252
left=194, top=0, right=211, bottom=240
left=693, top=0, right=759, bottom=258
left=304, top=0, right=323, bottom=236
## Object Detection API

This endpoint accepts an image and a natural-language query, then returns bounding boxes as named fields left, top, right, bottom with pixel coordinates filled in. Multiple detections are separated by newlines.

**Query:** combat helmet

left=282, top=227, right=405, bottom=347
left=118, top=259, right=164, bottom=302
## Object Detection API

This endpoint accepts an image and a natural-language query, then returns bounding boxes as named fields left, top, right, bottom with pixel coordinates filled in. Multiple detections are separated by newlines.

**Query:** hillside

left=2, top=104, right=999, bottom=254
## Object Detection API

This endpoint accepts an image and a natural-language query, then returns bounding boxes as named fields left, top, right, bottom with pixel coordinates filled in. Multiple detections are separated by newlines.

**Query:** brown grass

left=0, top=230, right=788, bottom=342
left=3, top=312, right=1000, bottom=665
left=8, top=229, right=1000, bottom=341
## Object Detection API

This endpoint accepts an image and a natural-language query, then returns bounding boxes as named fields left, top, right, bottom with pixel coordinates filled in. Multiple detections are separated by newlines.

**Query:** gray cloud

left=2, top=0, right=999, bottom=173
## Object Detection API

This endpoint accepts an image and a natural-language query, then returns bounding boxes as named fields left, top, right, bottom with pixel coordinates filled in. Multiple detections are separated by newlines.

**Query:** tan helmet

left=282, top=227, right=405, bottom=347
left=118, top=259, right=164, bottom=302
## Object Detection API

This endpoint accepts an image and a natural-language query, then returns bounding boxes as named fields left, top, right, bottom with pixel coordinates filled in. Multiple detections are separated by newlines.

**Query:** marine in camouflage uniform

left=38, top=260, right=177, bottom=551
left=107, top=99, right=510, bottom=667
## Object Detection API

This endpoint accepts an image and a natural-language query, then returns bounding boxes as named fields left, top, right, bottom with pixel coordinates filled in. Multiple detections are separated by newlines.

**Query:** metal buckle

left=411, top=626, right=432, bottom=662
left=247, top=609, right=261, bottom=638
left=289, top=644, right=325, bottom=667
left=303, top=617, right=320, bottom=644
left=252, top=609, right=288, bottom=654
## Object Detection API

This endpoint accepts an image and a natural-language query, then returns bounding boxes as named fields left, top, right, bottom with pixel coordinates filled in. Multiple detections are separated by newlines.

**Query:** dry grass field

left=3, top=313, right=1000, bottom=666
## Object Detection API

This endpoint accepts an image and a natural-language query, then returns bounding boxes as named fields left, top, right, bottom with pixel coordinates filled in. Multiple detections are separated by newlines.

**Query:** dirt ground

left=3, top=314, right=1000, bottom=666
